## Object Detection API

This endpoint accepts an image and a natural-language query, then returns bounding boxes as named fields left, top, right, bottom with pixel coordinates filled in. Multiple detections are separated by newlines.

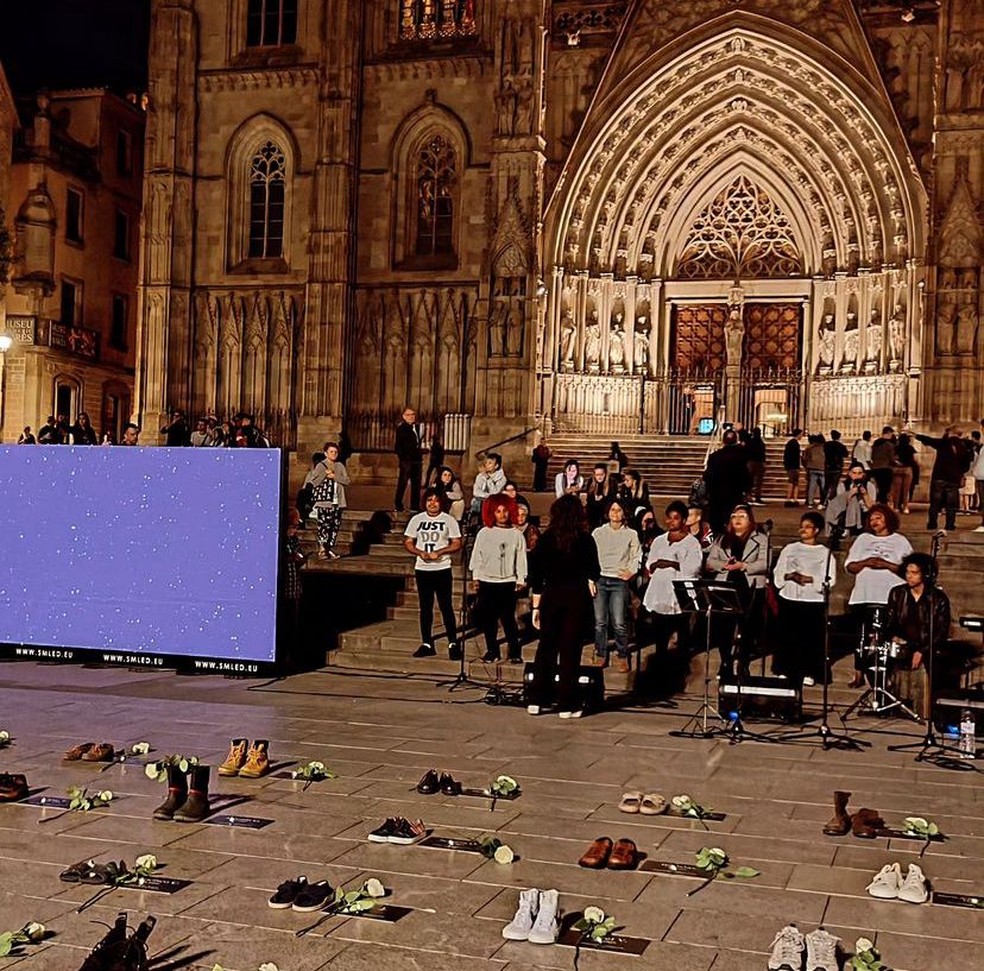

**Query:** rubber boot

left=79, top=911, right=128, bottom=971
left=152, top=765, right=188, bottom=821
left=173, top=764, right=210, bottom=822
left=822, top=790, right=852, bottom=836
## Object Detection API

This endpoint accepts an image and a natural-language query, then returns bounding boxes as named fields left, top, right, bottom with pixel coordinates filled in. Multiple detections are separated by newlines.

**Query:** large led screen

left=0, top=446, right=282, bottom=673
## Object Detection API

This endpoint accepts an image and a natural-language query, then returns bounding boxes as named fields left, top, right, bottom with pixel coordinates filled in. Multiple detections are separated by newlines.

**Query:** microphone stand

left=778, top=528, right=868, bottom=750
left=438, top=523, right=486, bottom=694
left=887, top=532, right=971, bottom=768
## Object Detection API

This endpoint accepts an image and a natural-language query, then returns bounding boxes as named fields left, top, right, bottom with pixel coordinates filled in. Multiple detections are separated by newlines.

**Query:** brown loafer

left=851, top=808, right=884, bottom=838
left=578, top=837, right=613, bottom=868
left=608, top=838, right=638, bottom=870
left=82, top=742, right=116, bottom=762
left=64, top=742, right=95, bottom=761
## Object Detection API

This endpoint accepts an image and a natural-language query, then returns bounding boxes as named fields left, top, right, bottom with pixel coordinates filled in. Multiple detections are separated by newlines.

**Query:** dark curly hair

left=546, top=493, right=587, bottom=552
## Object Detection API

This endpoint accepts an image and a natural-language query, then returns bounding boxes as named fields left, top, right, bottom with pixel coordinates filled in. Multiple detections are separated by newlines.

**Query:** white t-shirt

left=642, top=533, right=704, bottom=615
left=404, top=512, right=461, bottom=572
left=845, top=531, right=912, bottom=605
left=773, top=542, right=835, bottom=602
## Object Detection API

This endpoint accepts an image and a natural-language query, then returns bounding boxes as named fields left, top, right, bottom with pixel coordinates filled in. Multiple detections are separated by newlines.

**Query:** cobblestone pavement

left=0, top=660, right=981, bottom=971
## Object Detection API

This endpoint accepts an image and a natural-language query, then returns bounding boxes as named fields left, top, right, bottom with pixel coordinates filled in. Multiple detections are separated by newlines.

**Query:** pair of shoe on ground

left=867, top=862, right=929, bottom=903
left=768, top=924, right=839, bottom=971
left=822, top=791, right=884, bottom=838
left=413, top=642, right=462, bottom=660
left=502, top=888, right=559, bottom=944
left=416, top=768, right=462, bottom=795
left=368, top=817, right=426, bottom=844
left=618, top=791, right=667, bottom=815
left=268, top=875, right=337, bottom=912
left=218, top=738, right=270, bottom=778
left=65, top=741, right=115, bottom=762
left=526, top=705, right=583, bottom=719
left=0, top=772, right=28, bottom=802
left=578, top=836, right=637, bottom=869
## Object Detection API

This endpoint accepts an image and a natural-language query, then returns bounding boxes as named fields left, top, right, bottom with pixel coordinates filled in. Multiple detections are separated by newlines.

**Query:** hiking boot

left=528, top=888, right=559, bottom=945
left=866, top=862, right=902, bottom=899
left=218, top=738, right=248, bottom=777
left=804, top=927, right=840, bottom=971
left=238, top=740, right=271, bottom=779
left=173, top=764, right=211, bottom=822
left=502, top=888, right=539, bottom=940
left=768, top=924, right=805, bottom=970
left=898, top=863, right=929, bottom=903
left=153, top=764, right=188, bottom=820
left=822, top=790, right=852, bottom=836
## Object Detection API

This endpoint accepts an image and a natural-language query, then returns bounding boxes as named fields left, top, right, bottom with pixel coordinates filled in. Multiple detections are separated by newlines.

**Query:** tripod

left=779, top=533, right=868, bottom=751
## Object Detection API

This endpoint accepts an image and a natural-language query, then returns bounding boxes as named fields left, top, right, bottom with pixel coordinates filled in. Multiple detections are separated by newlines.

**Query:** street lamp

left=0, top=332, right=12, bottom=443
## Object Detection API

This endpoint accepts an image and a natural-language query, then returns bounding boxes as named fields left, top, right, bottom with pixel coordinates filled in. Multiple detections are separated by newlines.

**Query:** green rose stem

left=77, top=885, right=115, bottom=913
left=294, top=901, right=341, bottom=938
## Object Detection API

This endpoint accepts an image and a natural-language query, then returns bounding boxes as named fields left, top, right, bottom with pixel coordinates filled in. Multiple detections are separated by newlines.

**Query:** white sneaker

left=866, top=862, right=902, bottom=899
left=502, top=888, right=539, bottom=940
left=768, top=924, right=805, bottom=970
left=802, top=676, right=816, bottom=687
left=898, top=862, right=929, bottom=903
left=805, top=927, right=840, bottom=971
left=558, top=710, right=583, bottom=719
left=974, top=525, right=984, bottom=533
left=527, top=888, right=559, bottom=944
left=526, top=705, right=541, bottom=716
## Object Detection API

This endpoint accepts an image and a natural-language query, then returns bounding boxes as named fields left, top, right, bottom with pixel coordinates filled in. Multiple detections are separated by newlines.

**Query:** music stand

left=669, top=580, right=744, bottom=740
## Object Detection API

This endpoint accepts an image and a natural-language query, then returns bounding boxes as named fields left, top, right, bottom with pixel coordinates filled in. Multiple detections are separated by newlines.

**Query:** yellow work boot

left=238, top=739, right=271, bottom=779
left=217, top=738, right=248, bottom=776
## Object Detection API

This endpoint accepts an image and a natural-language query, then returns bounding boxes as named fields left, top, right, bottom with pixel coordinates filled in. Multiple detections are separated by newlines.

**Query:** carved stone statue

left=609, top=316, right=625, bottom=372
left=559, top=310, right=576, bottom=369
left=505, top=305, right=524, bottom=357
left=818, top=315, right=835, bottom=371
left=841, top=314, right=858, bottom=372
left=888, top=305, right=905, bottom=364
left=488, top=301, right=507, bottom=357
left=494, top=80, right=518, bottom=136
left=956, top=301, right=979, bottom=355
left=936, top=301, right=957, bottom=356
left=864, top=313, right=882, bottom=367
left=634, top=317, right=650, bottom=374
left=724, top=307, right=744, bottom=367
left=584, top=312, right=602, bottom=372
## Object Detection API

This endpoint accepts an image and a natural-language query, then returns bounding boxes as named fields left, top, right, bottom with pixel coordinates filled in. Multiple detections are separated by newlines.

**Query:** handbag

left=312, top=471, right=337, bottom=505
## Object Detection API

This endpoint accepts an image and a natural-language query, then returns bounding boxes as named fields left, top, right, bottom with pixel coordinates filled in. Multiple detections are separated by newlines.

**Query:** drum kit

left=843, top=604, right=920, bottom=722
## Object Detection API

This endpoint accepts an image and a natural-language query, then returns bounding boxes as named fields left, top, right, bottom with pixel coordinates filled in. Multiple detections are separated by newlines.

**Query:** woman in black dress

left=528, top=495, right=601, bottom=718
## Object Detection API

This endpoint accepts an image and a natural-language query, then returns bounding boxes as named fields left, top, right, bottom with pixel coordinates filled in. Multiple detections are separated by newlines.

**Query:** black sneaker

left=481, top=650, right=501, bottom=663
left=416, top=769, right=440, bottom=794
left=291, top=879, right=335, bottom=912
left=448, top=642, right=463, bottom=661
left=268, top=875, right=308, bottom=909
left=413, top=643, right=437, bottom=658
left=368, top=818, right=399, bottom=842
left=388, top=817, right=426, bottom=844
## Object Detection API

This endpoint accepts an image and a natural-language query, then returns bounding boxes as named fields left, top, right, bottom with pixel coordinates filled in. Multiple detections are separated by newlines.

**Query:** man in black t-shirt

left=783, top=428, right=803, bottom=507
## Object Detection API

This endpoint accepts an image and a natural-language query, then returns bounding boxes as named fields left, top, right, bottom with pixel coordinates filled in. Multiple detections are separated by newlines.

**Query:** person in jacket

left=70, top=412, right=98, bottom=445
left=772, top=511, right=835, bottom=686
left=824, top=462, right=877, bottom=536
left=310, top=442, right=350, bottom=559
left=468, top=494, right=527, bottom=663
left=617, top=467, right=651, bottom=519
left=703, top=430, right=751, bottom=533
left=868, top=426, right=898, bottom=504
left=515, top=497, right=540, bottom=551
left=394, top=407, right=422, bottom=513
left=528, top=494, right=600, bottom=717
left=705, top=503, right=770, bottom=676
left=804, top=434, right=827, bottom=507
left=585, top=463, right=617, bottom=529
left=591, top=501, right=642, bottom=672
left=435, top=465, right=465, bottom=521
left=471, top=453, right=507, bottom=518
left=531, top=440, right=551, bottom=492
left=883, top=552, right=951, bottom=719
left=161, top=409, right=190, bottom=447
left=915, top=426, right=971, bottom=532
left=822, top=429, right=849, bottom=503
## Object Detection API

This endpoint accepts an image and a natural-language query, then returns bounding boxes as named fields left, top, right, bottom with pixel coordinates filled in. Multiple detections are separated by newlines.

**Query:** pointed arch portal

left=540, top=20, right=928, bottom=436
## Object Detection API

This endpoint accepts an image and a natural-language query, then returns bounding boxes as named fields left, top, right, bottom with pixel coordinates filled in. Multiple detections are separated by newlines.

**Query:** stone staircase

left=542, top=433, right=791, bottom=498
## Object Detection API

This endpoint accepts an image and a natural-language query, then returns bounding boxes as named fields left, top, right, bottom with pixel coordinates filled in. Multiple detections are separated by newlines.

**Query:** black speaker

left=718, top=675, right=801, bottom=723
left=522, top=662, right=605, bottom=712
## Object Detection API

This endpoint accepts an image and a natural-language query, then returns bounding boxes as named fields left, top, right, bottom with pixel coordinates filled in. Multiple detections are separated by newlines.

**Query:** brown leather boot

left=153, top=764, right=188, bottom=820
left=173, top=765, right=211, bottom=822
left=851, top=807, right=884, bottom=838
left=822, top=790, right=852, bottom=836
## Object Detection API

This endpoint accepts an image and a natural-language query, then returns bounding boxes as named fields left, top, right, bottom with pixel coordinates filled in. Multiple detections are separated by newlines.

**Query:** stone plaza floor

left=0, top=658, right=981, bottom=971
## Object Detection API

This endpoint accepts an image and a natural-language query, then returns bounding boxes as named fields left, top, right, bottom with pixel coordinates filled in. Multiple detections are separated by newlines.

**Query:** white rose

left=258, top=964, right=280, bottom=971
left=145, top=763, right=161, bottom=780
left=364, top=878, right=386, bottom=898
left=583, top=906, right=606, bottom=924
left=854, top=937, right=875, bottom=954
left=135, top=854, right=158, bottom=871
left=493, top=845, right=515, bottom=865
left=130, top=742, right=150, bottom=755
left=97, top=790, right=114, bottom=802
left=22, top=922, right=45, bottom=942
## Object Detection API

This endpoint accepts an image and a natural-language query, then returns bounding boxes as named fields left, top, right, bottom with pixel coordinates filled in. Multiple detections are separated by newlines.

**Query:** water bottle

left=959, top=708, right=976, bottom=759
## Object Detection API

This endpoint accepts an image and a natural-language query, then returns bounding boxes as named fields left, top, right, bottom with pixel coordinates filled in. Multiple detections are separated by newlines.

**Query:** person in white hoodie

left=470, top=453, right=507, bottom=519
left=468, top=494, right=527, bottom=663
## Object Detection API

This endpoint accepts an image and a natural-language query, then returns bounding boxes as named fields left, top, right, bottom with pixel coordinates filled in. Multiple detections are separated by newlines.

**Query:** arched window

left=247, top=0, right=298, bottom=47
left=249, top=142, right=286, bottom=259
left=414, top=133, right=456, bottom=258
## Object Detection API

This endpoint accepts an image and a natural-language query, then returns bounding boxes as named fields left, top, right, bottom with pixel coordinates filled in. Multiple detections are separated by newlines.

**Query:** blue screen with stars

left=0, top=446, right=281, bottom=667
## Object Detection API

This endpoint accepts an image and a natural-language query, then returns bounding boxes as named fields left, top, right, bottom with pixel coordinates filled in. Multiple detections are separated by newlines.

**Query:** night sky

left=0, top=0, right=151, bottom=96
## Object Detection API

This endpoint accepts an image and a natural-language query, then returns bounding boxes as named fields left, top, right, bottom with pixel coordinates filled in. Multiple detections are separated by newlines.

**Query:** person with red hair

left=468, top=494, right=528, bottom=663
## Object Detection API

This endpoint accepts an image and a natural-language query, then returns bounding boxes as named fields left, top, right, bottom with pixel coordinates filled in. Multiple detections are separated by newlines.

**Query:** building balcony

left=4, top=314, right=100, bottom=361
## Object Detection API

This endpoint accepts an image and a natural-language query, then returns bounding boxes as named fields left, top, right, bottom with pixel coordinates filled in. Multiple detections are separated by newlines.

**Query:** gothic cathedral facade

left=139, top=0, right=984, bottom=463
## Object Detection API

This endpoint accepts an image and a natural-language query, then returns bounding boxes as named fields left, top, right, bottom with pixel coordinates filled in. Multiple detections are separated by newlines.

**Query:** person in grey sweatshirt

left=468, top=494, right=527, bottom=662
left=310, top=442, right=351, bottom=559
left=591, top=501, right=642, bottom=671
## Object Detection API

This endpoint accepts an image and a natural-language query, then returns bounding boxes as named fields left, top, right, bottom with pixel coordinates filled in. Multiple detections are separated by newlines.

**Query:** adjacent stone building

left=1, top=87, right=144, bottom=443
left=138, top=0, right=984, bottom=472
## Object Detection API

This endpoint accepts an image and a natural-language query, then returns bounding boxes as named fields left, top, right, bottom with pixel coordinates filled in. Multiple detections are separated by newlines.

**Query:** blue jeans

left=593, top=576, right=629, bottom=657
left=807, top=470, right=825, bottom=505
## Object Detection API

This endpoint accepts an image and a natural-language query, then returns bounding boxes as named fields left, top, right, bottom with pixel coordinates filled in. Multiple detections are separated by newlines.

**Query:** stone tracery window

left=248, top=141, right=287, bottom=259
left=247, top=0, right=298, bottom=47
left=676, top=175, right=804, bottom=279
left=414, top=133, right=456, bottom=259
left=400, top=0, right=477, bottom=40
